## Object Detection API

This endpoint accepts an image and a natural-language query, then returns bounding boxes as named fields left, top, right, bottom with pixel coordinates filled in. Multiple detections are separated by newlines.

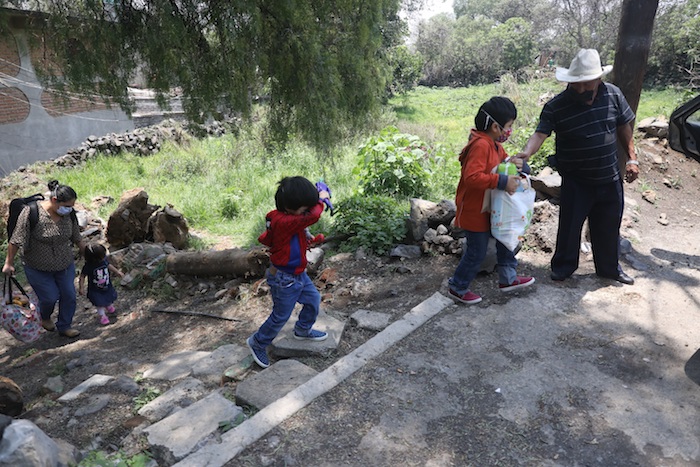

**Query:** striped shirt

left=536, top=82, right=635, bottom=184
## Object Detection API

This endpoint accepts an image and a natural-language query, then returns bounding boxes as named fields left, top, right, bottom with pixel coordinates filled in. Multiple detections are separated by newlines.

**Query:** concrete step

left=143, top=390, right=242, bottom=464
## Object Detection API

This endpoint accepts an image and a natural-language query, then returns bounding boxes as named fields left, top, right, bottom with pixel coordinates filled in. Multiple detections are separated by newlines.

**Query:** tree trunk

left=612, top=0, right=659, bottom=171
left=612, top=0, right=659, bottom=115
left=165, top=247, right=269, bottom=278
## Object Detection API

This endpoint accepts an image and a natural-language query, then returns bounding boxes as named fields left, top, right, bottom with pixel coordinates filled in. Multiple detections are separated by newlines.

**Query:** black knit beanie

left=475, top=96, right=517, bottom=130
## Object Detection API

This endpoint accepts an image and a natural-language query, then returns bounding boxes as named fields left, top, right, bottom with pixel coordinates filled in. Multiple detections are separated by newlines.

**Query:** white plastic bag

left=490, top=174, right=536, bottom=251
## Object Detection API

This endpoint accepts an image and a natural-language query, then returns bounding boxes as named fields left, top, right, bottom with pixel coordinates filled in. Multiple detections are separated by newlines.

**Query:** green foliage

left=354, top=127, right=436, bottom=197
left=7, top=0, right=405, bottom=151
left=416, top=14, right=536, bottom=86
left=330, top=195, right=407, bottom=255
left=219, top=187, right=242, bottom=220
left=133, top=387, right=161, bottom=413
left=648, top=0, right=700, bottom=88
left=78, top=450, right=152, bottom=467
left=386, top=45, right=424, bottom=97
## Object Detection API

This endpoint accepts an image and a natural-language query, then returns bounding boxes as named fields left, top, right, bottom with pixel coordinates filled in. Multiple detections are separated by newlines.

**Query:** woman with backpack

left=3, top=180, right=86, bottom=338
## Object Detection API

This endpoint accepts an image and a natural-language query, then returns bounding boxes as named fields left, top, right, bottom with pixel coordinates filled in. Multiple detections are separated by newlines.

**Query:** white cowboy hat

left=555, top=49, right=613, bottom=83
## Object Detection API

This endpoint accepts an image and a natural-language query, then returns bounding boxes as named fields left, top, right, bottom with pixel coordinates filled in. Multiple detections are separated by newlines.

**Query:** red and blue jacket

left=258, top=201, right=324, bottom=275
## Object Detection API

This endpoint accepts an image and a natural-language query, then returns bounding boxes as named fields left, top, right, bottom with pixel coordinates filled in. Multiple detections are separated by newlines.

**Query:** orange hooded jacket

left=454, top=129, right=509, bottom=232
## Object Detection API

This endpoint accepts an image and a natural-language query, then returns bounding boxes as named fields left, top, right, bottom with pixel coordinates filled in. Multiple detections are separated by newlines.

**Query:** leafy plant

left=330, top=195, right=407, bottom=255
left=354, top=126, right=434, bottom=198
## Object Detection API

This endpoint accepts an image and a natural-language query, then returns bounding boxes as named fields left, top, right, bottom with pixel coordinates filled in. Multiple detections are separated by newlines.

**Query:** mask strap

left=481, top=109, right=502, bottom=131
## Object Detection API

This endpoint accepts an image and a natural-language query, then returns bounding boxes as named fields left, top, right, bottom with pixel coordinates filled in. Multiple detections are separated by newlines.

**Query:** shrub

left=330, top=194, right=407, bottom=256
left=354, top=126, right=433, bottom=198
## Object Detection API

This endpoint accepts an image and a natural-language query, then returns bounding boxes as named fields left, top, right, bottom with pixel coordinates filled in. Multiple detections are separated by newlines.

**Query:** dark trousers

left=551, top=177, right=623, bottom=278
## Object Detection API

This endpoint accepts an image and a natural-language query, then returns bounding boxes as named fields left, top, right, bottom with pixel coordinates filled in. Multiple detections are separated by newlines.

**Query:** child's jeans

left=448, top=230, right=517, bottom=294
left=253, top=269, right=321, bottom=347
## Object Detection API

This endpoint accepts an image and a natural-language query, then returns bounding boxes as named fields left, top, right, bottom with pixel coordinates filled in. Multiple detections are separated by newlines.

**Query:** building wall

left=0, top=29, right=133, bottom=175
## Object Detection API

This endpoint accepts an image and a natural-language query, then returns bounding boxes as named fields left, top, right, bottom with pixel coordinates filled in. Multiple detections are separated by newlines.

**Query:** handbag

left=0, top=276, right=44, bottom=343
left=490, top=174, right=536, bottom=251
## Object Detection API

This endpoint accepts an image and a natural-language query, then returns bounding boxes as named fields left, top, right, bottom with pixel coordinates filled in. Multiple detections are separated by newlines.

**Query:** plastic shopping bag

left=490, top=174, right=536, bottom=251
left=0, top=276, right=44, bottom=343
left=482, top=161, right=520, bottom=213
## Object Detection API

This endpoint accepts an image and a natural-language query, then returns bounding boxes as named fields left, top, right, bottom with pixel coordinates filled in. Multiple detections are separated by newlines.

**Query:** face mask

left=496, top=127, right=513, bottom=143
left=569, top=88, right=595, bottom=104
left=57, top=206, right=73, bottom=216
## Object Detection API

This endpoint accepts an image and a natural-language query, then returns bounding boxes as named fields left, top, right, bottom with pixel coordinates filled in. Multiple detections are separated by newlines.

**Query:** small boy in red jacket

left=448, top=96, right=535, bottom=305
left=247, top=176, right=331, bottom=368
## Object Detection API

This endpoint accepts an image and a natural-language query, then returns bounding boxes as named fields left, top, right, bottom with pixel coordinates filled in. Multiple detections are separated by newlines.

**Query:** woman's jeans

left=448, top=230, right=517, bottom=294
left=24, top=263, right=77, bottom=332
left=253, top=269, right=321, bottom=348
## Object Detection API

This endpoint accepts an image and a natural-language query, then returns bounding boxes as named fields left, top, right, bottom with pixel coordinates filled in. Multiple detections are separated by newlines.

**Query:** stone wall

left=0, top=26, right=133, bottom=175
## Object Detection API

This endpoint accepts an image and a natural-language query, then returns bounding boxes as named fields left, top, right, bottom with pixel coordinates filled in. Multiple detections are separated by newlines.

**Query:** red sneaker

left=448, top=288, right=482, bottom=305
left=499, top=276, right=535, bottom=292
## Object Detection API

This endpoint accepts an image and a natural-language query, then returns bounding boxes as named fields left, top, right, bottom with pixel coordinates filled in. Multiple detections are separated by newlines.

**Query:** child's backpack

left=6, top=193, right=44, bottom=240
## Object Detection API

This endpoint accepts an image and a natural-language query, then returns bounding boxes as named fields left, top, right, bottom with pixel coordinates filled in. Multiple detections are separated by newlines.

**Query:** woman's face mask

left=57, top=206, right=73, bottom=216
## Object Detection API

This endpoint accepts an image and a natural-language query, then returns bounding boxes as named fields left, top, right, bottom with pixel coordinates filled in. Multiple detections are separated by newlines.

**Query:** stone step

left=270, top=310, right=346, bottom=358
left=143, top=390, right=242, bottom=465
left=235, top=360, right=319, bottom=410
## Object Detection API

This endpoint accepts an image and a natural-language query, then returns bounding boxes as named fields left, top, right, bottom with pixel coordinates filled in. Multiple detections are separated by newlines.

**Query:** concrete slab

left=191, top=344, right=249, bottom=384
left=350, top=309, right=391, bottom=331
left=58, top=374, right=114, bottom=402
left=235, top=360, right=319, bottom=410
left=143, top=350, right=210, bottom=381
left=270, top=311, right=345, bottom=358
left=144, top=391, right=241, bottom=463
left=138, top=377, right=207, bottom=422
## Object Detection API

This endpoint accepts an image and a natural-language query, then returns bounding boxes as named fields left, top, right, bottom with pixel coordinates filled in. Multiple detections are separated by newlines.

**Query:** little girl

left=79, top=242, right=124, bottom=325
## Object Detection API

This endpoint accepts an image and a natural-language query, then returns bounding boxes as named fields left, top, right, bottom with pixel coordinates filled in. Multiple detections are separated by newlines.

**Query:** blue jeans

left=448, top=230, right=517, bottom=294
left=253, top=269, right=321, bottom=348
left=24, top=263, right=77, bottom=332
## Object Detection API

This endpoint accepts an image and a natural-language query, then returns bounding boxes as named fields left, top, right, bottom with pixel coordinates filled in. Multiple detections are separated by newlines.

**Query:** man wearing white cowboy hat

left=516, top=48, right=639, bottom=285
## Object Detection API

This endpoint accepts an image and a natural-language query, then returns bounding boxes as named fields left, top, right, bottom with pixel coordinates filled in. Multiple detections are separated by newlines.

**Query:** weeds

left=133, top=387, right=161, bottom=413
left=78, top=450, right=153, bottom=467
left=637, top=178, right=653, bottom=192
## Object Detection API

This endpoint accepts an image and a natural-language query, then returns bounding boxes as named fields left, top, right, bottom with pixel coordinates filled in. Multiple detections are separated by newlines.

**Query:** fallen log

left=165, top=247, right=269, bottom=277
left=151, top=309, right=240, bottom=321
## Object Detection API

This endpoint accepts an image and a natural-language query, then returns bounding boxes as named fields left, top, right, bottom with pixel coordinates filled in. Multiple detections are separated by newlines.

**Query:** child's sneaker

left=293, top=328, right=328, bottom=341
left=106, top=305, right=116, bottom=314
left=448, top=288, right=482, bottom=305
left=246, top=335, right=270, bottom=368
left=499, top=276, right=535, bottom=292
left=99, top=314, right=110, bottom=325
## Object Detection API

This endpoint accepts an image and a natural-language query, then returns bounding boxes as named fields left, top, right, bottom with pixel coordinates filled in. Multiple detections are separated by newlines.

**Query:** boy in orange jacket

left=448, top=96, right=535, bottom=304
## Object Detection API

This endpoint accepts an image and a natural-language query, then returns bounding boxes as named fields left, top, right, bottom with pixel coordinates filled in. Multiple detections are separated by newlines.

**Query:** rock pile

left=51, top=118, right=236, bottom=169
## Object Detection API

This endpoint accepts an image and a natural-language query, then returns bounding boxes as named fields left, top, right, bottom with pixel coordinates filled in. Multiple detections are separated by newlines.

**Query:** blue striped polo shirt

left=536, top=82, right=635, bottom=184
